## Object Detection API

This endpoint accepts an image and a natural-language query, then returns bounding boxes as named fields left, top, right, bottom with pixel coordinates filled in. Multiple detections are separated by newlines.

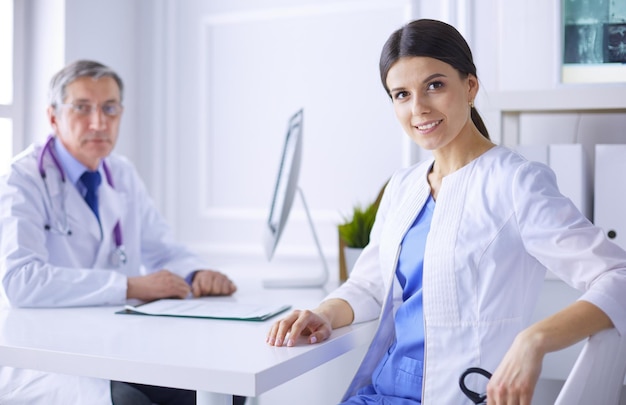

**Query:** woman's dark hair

left=380, top=19, right=489, bottom=139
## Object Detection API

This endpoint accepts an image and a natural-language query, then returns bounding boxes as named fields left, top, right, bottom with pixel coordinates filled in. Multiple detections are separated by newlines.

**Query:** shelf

left=488, top=87, right=626, bottom=113
left=487, top=87, right=626, bottom=146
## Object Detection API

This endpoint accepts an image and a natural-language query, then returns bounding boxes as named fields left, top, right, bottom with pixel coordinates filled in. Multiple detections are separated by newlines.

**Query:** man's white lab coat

left=0, top=140, right=209, bottom=403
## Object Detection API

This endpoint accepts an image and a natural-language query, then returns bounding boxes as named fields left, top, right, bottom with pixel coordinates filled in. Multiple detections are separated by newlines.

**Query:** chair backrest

left=555, top=328, right=626, bottom=404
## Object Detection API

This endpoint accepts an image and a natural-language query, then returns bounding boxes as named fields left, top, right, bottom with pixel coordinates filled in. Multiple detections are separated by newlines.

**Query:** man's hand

left=190, top=270, right=237, bottom=297
left=127, top=270, right=191, bottom=301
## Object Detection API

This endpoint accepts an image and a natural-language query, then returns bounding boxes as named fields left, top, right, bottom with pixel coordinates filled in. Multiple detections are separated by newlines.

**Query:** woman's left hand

left=486, top=330, right=544, bottom=405
left=486, top=301, right=614, bottom=404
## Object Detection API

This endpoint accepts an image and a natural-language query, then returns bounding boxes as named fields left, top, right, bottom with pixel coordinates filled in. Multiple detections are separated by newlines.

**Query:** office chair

left=555, top=327, right=626, bottom=404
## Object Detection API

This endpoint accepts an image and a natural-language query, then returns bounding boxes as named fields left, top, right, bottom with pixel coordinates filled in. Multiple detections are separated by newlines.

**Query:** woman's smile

left=415, top=119, right=443, bottom=132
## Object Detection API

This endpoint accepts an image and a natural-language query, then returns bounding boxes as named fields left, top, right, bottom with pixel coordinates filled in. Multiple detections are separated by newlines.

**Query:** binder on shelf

left=594, top=144, right=626, bottom=250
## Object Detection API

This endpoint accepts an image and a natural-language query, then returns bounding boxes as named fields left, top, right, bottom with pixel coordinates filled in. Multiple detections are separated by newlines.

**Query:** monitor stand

left=263, top=187, right=330, bottom=288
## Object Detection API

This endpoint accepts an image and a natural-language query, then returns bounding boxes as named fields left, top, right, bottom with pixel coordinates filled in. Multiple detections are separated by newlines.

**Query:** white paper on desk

left=122, top=298, right=291, bottom=321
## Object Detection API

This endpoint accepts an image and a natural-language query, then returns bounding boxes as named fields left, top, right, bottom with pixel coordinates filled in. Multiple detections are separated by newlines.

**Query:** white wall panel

left=495, top=0, right=561, bottom=90
left=173, top=1, right=408, bottom=279
left=595, top=144, right=626, bottom=250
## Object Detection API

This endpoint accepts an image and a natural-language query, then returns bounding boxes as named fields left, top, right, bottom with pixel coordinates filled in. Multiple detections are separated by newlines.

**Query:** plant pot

left=343, top=246, right=363, bottom=276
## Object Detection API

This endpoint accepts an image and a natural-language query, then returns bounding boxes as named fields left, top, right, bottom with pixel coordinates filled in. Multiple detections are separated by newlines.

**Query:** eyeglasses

left=59, top=102, right=123, bottom=117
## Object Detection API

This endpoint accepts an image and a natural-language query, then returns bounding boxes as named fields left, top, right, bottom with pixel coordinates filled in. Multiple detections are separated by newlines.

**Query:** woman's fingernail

left=287, top=339, right=294, bottom=347
left=310, top=336, right=317, bottom=344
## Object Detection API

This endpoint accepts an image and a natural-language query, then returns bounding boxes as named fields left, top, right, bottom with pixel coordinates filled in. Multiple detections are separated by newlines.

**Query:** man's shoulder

left=8, top=144, right=39, bottom=177
left=13, top=143, right=38, bottom=161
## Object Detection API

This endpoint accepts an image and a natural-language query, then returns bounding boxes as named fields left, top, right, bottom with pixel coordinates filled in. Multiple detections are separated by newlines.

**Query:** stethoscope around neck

left=38, top=135, right=127, bottom=267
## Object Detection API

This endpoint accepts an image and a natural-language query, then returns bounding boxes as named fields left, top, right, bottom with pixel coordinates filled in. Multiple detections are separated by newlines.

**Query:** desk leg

left=196, top=391, right=232, bottom=405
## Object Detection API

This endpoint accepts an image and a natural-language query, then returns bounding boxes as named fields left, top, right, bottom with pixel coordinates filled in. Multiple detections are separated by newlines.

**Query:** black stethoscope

left=460, top=367, right=492, bottom=404
left=38, top=135, right=127, bottom=267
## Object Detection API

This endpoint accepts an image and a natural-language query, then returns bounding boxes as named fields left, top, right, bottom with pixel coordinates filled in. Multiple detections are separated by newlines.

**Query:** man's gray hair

left=48, top=60, right=124, bottom=109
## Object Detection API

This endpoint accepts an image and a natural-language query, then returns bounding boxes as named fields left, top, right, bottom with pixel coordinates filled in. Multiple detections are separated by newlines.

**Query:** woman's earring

left=469, top=100, right=475, bottom=108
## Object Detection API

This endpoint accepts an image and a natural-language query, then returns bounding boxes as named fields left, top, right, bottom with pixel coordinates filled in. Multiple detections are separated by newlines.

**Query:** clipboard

left=117, top=298, right=291, bottom=322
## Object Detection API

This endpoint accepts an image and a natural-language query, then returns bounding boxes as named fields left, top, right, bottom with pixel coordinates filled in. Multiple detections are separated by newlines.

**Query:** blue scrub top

left=343, top=195, right=434, bottom=405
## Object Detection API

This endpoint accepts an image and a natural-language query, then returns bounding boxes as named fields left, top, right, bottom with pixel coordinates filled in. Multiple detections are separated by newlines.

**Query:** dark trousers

left=111, top=381, right=247, bottom=405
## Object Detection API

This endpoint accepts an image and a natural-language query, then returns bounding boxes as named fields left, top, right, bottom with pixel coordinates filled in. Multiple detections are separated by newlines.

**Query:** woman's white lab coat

left=326, top=146, right=626, bottom=404
left=0, top=141, right=209, bottom=404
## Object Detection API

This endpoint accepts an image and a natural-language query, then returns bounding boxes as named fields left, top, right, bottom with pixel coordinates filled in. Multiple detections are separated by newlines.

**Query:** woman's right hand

left=266, top=298, right=354, bottom=347
left=266, top=309, right=333, bottom=347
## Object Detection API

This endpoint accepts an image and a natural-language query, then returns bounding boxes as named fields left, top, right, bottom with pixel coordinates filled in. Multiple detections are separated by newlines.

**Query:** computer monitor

left=262, top=109, right=329, bottom=288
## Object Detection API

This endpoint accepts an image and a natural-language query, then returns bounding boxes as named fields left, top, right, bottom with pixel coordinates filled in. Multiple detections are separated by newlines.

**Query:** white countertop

left=0, top=280, right=377, bottom=399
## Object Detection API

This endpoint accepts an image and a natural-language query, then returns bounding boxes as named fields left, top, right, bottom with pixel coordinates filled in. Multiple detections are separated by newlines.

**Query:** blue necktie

left=80, top=170, right=102, bottom=220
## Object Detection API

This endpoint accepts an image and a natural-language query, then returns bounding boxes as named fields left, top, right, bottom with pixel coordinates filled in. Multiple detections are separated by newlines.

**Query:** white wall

left=169, top=0, right=409, bottom=283
left=21, top=0, right=65, bottom=150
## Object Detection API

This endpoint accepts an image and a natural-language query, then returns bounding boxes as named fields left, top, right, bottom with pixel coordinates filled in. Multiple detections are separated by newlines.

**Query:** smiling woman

left=266, top=19, right=626, bottom=405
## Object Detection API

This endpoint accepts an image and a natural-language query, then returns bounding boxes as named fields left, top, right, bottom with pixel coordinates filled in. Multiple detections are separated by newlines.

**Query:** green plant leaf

left=338, top=200, right=380, bottom=248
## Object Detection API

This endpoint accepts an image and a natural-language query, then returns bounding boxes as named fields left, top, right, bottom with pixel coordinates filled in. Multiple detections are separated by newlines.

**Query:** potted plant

left=337, top=181, right=387, bottom=281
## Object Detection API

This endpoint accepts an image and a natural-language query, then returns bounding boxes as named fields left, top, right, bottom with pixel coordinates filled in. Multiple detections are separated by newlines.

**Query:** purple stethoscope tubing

left=38, top=135, right=126, bottom=266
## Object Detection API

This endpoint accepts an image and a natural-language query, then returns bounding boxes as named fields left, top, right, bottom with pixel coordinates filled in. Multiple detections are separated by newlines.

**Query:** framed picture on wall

left=561, top=0, right=626, bottom=83
left=604, top=23, right=626, bottom=63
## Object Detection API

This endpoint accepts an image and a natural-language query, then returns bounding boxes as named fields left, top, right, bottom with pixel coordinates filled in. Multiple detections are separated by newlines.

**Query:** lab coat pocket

left=394, top=355, right=424, bottom=399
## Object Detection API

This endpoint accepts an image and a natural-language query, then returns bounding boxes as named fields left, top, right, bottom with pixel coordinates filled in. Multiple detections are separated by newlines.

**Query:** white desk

left=0, top=283, right=377, bottom=405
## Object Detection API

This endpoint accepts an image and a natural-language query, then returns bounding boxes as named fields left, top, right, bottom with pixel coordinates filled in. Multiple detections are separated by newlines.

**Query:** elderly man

left=0, top=60, right=245, bottom=405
